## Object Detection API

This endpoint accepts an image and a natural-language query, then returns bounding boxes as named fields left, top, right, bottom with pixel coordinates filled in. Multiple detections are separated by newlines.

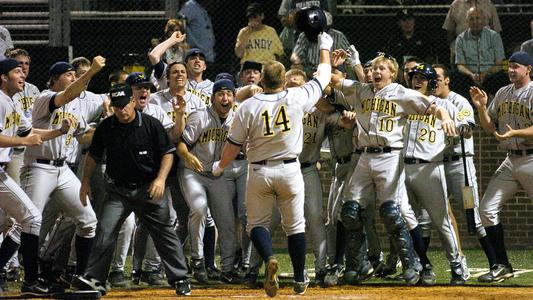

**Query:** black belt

left=336, top=155, right=352, bottom=164
left=252, top=158, right=297, bottom=165
left=508, top=149, right=533, bottom=156
left=235, top=154, right=246, bottom=160
left=36, top=159, right=65, bottom=167
left=300, top=162, right=313, bottom=169
left=442, top=155, right=461, bottom=162
left=404, top=158, right=430, bottom=164
left=358, top=147, right=401, bottom=153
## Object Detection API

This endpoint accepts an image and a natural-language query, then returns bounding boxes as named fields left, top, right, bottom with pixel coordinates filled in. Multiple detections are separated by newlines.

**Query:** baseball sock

left=250, top=227, right=272, bottom=262
left=287, top=233, right=306, bottom=282
left=478, top=236, right=497, bottom=267
left=409, top=226, right=430, bottom=266
left=485, top=223, right=509, bottom=266
left=422, top=236, right=431, bottom=252
left=335, top=221, right=346, bottom=265
left=20, top=233, right=39, bottom=283
left=0, top=235, right=19, bottom=270
left=203, top=225, right=216, bottom=268
left=75, top=235, right=94, bottom=275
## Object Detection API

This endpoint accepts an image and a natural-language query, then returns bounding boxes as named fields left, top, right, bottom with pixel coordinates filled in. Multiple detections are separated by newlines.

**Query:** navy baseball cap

left=184, top=48, right=205, bottom=62
left=509, top=51, right=533, bottom=66
left=49, top=62, right=75, bottom=77
left=215, top=72, right=235, bottom=83
left=212, top=79, right=235, bottom=94
left=125, top=72, right=153, bottom=87
left=240, top=61, right=262, bottom=73
left=109, top=84, right=132, bottom=107
left=0, top=58, right=21, bottom=75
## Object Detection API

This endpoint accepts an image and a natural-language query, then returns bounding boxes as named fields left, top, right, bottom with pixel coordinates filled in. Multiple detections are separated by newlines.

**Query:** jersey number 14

left=261, top=105, right=291, bottom=136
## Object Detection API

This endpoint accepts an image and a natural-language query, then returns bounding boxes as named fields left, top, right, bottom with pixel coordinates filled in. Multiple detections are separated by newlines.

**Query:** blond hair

left=285, top=68, right=307, bottom=81
left=261, top=60, right=285, bottom=89
left=372, top=55, right=399, bottom=82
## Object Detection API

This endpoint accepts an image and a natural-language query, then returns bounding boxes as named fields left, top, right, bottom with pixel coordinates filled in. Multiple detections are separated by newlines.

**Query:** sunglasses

left=375, top=52, right=397, bottom=62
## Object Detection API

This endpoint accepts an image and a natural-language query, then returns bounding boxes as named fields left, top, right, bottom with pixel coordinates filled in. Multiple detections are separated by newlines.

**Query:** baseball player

left=0, top=58, right=73, bottom=296
left=433, top=63, right=496, bottom=276
left=185, top=48, right=214, bottom=107
left=470, top=51, right=533, bottom=283
left=148, top=31, right=187, bottom=91
left=212, top=32, right=333, bottom=296
left=20, top=57, right=105, bottom=280
left=405, top=63, right=468, bottom=285
left=329, top=51, right=457, bottom=285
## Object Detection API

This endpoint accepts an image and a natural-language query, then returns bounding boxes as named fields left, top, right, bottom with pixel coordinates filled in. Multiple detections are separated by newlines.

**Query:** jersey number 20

left=261, top=106, right=291, bottom=137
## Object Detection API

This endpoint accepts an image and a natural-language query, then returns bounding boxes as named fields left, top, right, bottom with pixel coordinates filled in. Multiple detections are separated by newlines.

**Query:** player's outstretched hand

left=319, top=32, right=333, bottom=51
left=345, top=45, right=361, bottom=66
left=331, top=49, right=348, bottom=68
left=185, top=153, right=203, bottom=172
left=23, top=133, right=42, bottom=146
left=173, top=94, right=187, bottom=115
left=148, top=177, right=165, bottom=200
left=340, top=110, right=357, bottom=128
left=90, top=56, right=106, bottom=74
left=441, top=119, right=457, bottom=136
left=212, top=160, right=224, bottom=177
left=170, top=31, right=186, bottom=44
left=494, top=124, right=515, bottom=141
left=469, top=86, right=488, bottom=108
left=79, top=182, right=91, bottom=207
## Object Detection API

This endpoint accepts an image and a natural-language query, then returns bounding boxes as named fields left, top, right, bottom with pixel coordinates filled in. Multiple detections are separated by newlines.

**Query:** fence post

left=49, top=0, right=71, bottom=47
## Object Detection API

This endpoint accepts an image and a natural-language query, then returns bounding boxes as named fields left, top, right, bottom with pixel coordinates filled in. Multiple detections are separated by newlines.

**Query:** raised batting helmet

left=294, top=6, right=327, bottom=42
left=408, top=63, right=438, bottom=91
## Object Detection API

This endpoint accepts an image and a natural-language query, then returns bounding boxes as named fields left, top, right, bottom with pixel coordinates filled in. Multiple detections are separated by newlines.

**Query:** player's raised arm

left=148, top=31, right=186, bottom=66
left=469, top=86, right=496, bottom=134
left=315, top=32, right=332, bottom=90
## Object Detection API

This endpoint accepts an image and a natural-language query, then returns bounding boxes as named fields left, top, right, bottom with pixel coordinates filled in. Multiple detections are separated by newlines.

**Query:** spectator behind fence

left=163, top=18, right=190, bottom=64
left=385, top=9, right=435, bottom=66
left=453, top=7, right=507, bottom=97
left=235, top=3, right=284, bottom=66
left=0, top=26, right=14, bottom=60
left=520, top=19, right=533, bottom=60
left=443, top=0, right=501, bottom=63
left=179, top=0, right=215, bottom=63
left=291, top=11, right=350, bottom=78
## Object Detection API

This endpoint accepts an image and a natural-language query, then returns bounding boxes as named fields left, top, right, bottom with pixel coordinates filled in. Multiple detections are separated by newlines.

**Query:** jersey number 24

left=261, top=105, right=291, bottom=137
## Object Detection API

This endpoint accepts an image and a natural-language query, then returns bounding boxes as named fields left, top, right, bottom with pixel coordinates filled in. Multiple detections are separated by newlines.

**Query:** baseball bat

left=460, top=132, right=476, bottom=236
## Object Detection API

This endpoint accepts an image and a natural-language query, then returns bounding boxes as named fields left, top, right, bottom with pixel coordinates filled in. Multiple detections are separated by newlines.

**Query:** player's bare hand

left=212, top=160, right=224, bottom=177
left=494, top=124, right=516, bottom=141
left=60, top=116, right=76, bottom=134
left=469, top=86, right=488, bottom=108
left=148, top=178, right=165, bottom=200
left=79, top=182, right=91, bottom=207
left=249, top=84, right=263, bottom=96
left=23, top=133, right=42, bottom=146
left=90, top=56, right=106, bottom=73
left=340, top=110, right=357, bottom=128
left=441, top=119, right=457, bottom=136
left=173, top=94, right=187, bottom=115
left=185, top=153, right=203, bottom=172
left=331, top=49, right=348, bottom=68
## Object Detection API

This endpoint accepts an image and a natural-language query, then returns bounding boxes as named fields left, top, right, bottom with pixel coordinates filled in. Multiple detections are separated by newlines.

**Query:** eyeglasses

left=375, top=52, right=397, bottom=62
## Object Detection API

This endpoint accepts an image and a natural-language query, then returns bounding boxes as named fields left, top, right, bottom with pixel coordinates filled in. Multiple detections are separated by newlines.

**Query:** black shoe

left=71, top=274, right=107, bottom=296
left=450, top=263, right=466, bottom=286
left=131, top=269, right=141, bottom=285
left=141, top=270, right=166, bottom=286
left=419, top=264, right=436, bottom=286
left=109, top=270, right=128, bottom=288
left=175, top=279, right=191, bottom=296
left=478, top=264, right=514, bottom=283
left=314, top=269, right=327, bottom=287
left=220, top=271, right=244, bottom=284
left=324, top=265, right=341, bottom=287
left=206, top=266, right=221, bottom=280
left=21, top=278, right=51, bottom=296
left=192, top=259, right=208, bottom=284
left=0, top=270, right=7, bottom=291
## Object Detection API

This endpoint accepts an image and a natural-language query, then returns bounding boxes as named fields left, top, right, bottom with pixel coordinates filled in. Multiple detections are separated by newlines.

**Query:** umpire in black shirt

left=72, top=84, right=191, bottom=296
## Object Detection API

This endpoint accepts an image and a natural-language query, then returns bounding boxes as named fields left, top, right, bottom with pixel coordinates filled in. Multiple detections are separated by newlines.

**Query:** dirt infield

left=99, top=285, right=533, bottom=299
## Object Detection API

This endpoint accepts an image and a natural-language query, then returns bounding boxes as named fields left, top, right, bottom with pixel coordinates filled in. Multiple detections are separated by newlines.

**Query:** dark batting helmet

left=294, top=6, right=327, bottom=43
left=408, top=63, right=438, bottom=91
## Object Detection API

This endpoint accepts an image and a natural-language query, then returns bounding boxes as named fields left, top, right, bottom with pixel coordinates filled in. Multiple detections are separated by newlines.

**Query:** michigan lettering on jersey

left=245, top=39, right=273, bottom=50
left=407, top=114, right=437, bottom=127
left=198, top=128, right=228, bottom=144
left=17, top=97, right=34, bottom=112
left=187, top=88, right=211, bottom=106
left=361, top=98, right=398, bottom=116
left=3, top=111, right=20, bottom=129
left=302, top=113, right=319, bottom=128
left=51, top=111, right=78, bottom=128
left=497, top=101, right=531, bottom=119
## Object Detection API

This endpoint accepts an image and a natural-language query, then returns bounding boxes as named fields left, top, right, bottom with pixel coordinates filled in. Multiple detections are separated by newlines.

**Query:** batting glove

left=345, top=45, right=361, bottom=67
left=212, top=161, right=224, bottom=177
left=319, top=32, right=333, bottom=51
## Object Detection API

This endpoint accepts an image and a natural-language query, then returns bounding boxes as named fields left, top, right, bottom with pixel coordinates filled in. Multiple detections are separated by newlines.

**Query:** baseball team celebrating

left=1, top=5, right=533, bottom=299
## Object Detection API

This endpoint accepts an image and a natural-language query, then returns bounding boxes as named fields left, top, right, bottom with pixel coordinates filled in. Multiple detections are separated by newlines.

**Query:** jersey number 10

left=261, top=105, right=291, bottom=137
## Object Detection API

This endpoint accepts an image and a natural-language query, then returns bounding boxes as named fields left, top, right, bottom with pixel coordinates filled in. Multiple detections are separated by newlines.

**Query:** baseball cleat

left=20, top=278, right=52, bottom=296
left=419, top=264, right=437, bottom=286
left=293, top=271, right=310, bottom=295
left=264, top=257, right=279, bottom=297
left=324, top=264, right=341, bottom=287
left=403, top=268, right=420, bottom=286
left=478, top=264, right=514, bottom=283
left=450, top=263, right=466, bottom=286
left=175, top=279, right=191, bottom=296
left=71, top=275, right=107, bottom=296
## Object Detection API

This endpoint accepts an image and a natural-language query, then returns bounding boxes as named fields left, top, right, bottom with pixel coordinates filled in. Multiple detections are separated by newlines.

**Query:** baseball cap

left=109, top=84, right=133, bottom=108
left=397, top=9, right=415, bottom=20
left=215, top=72, right=235, bottom=83
left=184, top=48, right=205, bottom=62
left=509, top=51, right=533, bottom=66
left=49, top=62, right=75, bottom=77
left=212, top=79, right=235, bottom=94
left=246, top=3, right=262, bottom=18
left=125, top=72, right=153, bottom=87
left=0, top=58, right=21, bottom=75
left=240, top=61, right=262, bottom=73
